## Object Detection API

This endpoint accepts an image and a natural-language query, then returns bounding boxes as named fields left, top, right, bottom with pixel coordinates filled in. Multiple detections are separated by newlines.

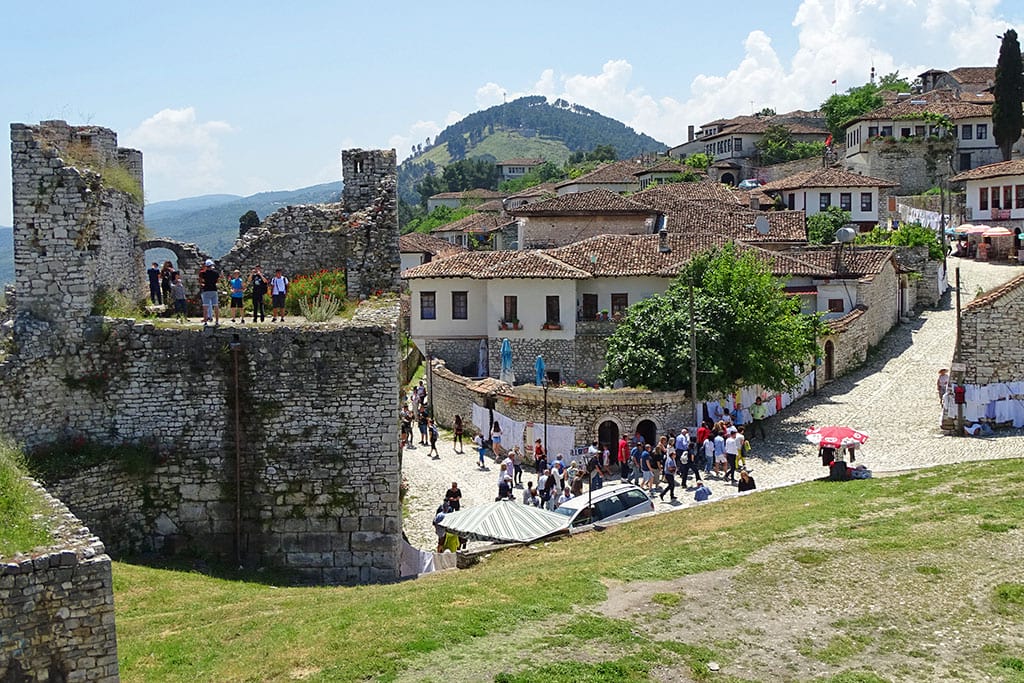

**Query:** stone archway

left=140, top=238, right=211, bottom=299
left=636, top=419, right=658, bottom=446
left=597, top=420, right=620, bottom=453
left=720, top=172, right=736, bottom=186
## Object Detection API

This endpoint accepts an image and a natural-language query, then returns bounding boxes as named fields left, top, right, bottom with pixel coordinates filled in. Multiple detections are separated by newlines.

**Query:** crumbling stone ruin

left=1, top=121, right=403, bottom=681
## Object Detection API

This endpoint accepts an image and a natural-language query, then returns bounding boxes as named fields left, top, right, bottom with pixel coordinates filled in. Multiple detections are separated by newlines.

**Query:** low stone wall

left=1, top=482, right=118, bottom=682
left=429, top=360, right=691, bottom=447
left=1, top=300, right=402, bottom=585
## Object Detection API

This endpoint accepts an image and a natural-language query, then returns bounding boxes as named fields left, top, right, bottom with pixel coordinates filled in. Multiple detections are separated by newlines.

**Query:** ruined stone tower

left=10, top=121, right=144, bottom=345
left=341, top=148, right=401, bottom=297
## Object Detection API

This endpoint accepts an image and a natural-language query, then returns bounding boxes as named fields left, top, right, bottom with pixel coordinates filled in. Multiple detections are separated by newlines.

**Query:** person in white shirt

left=724, top=427, right=740, bottom=483
left=556, top=487, right=573, bottom=508
left=270, top=268, right=289, bottom=322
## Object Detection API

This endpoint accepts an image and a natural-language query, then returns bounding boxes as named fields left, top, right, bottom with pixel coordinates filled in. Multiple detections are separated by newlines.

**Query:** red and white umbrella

left=805, top=425, right=869, bottom=448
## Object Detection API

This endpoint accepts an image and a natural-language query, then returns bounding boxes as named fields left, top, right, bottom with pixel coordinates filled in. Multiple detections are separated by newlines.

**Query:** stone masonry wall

left=11, top=121, right=144, bottom=346
left=847, top=139, right=956, bottom=195
left=430, top=361, right=691, bottom=449
left=960, top=279, right=1024, bottom=385
left=1, top=301, right=402, bottom=585
left=1, top=482, right=117, bottom=682
left=856, top=258, right=900, bottom=348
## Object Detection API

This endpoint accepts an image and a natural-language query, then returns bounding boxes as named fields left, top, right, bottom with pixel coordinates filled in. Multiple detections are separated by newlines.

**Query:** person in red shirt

left=617, top=436, right=629, bottom=481
left=696, top=420, right=711, bottom=450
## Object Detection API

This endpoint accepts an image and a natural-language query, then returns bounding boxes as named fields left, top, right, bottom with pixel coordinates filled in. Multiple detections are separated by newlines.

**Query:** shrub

left=856, top=222, right=945, bottom=261
left=299, top=291, right=343, bottom=322
left=285, top=269, right=347, bottom=316
left=0, top=441, right=53, bottom=557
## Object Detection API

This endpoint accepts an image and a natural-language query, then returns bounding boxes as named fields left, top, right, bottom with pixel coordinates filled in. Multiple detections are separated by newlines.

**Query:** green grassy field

left=113, top=458, right=1024, bottom=682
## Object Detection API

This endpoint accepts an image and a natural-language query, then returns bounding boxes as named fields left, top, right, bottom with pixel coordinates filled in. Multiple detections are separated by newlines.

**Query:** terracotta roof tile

left=847, top=89, right=991, bottom=125
left=826, top=305, right=868, bottom=333
left=497, top=157, right=545, bottom=166
left=509, top=188, right=656, bottom=215
left=634, top=181, right=742, bottom=205
left=964, top=271, right=1024, bottom=311
left=947, top=66, right=996, bottom=85
left=430, top=212, right=515, bottom=235
left=506, top=182, right=558, bottom=200
left=399, top=232, right=467, bottom=257
left=554, top=160, right=647, bottom=188
left=473, top=199, right=505, bottom=213
left=786, top=246, right=895, bottom=278
left=429, top=188, right=507, bottom=201
left=634, top=160, right=692, bottom=175
left=950, top=159, right=1024, bottom=183
left=758, top=167, right=898, bottom=192
left=630, top=189, right=807, bottom=242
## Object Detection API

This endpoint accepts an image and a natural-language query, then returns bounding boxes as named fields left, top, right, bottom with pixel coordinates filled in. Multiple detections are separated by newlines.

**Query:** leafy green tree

left=755, top=126, right=827, bottom=165
left=806, top=206, right=851, bottom=245
left=683, top=153, right=711, bottom=170
left=238, top=210, right=260, bottom=238
left=993, top=29, right=1024, bottom=162
left=600, top=244, right=821, bottom=395
left=402, top=205, right=477, bottom=235
left=820, top=72, right=912, bottom=138
left=856, top=222, right=945, bottom=260
left=758, top=107, right=776, bottom=117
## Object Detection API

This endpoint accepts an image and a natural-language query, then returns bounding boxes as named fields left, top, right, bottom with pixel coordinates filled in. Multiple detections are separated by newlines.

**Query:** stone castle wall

left=2, top=301, right=402, bottom=585
left=0, top=483, right=117, bottom=682
left=11, top=121, right=144, bottom=345
left=846, top=138, right=958, bottom=195
left=429, top=360, right=691, bottom=449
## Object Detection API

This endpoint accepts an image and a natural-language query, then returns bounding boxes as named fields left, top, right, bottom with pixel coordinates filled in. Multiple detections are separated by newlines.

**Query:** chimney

left=659, top=228, right=671, bottom=253
left=688, top=125, right=695, bottom=142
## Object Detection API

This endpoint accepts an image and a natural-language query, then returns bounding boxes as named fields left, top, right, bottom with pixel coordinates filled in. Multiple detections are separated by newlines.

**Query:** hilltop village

left=3, top=56, right=1024, bottom=682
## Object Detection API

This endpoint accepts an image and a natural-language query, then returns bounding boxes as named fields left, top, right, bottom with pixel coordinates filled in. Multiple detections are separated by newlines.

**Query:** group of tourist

left=145, top=259, right=290, bottom=325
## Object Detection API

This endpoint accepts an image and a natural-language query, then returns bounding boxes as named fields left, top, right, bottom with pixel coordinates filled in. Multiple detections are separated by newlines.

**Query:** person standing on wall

left=160, top=260, right=175, bottom=306
left=248, top=265, right=269, bottom=323
left=199, top=259, right=220, bottom=327
left=229, top=269, right=245, bottom=323
left=270, top=268, right=289, bottom=322
left=147, top=261, right=162, bottom=305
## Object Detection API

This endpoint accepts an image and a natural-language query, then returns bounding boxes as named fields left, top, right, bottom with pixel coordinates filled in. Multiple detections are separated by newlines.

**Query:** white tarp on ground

left=400, top=539, right=459, bottom=578
left=438, top=501, right=568, bottom=543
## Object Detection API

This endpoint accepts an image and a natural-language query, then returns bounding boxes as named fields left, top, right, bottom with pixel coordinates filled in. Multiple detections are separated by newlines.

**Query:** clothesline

left=942, top=381, right=1024, bottom=427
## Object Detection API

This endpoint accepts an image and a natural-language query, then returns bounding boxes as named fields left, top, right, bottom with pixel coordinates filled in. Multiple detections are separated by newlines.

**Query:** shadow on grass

left=116, top=552, right=300, bottom=587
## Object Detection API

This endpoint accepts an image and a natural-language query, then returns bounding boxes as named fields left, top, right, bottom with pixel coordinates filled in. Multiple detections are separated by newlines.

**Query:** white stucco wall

left=409, top=278, right=489, bottom=338
left=961, top=174, right=1024, bottom=221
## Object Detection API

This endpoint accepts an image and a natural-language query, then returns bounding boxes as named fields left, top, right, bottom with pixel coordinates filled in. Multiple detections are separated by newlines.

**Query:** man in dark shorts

left=199, top=259, right=220, bottom=327
left=147, top=261, right=162, bottom=304
left=270, top=268, right=289, bottom=322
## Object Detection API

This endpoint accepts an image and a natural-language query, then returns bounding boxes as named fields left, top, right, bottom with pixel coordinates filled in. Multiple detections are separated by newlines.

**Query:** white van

left=551, top=483, right=654, bottom=529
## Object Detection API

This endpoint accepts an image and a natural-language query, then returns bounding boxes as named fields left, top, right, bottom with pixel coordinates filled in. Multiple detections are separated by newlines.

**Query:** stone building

left=942, top=272, right=1024, bottom=429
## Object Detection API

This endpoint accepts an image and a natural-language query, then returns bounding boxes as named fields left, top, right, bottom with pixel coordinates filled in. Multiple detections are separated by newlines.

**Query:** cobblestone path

left=402, top=256, right=1024, bottom=550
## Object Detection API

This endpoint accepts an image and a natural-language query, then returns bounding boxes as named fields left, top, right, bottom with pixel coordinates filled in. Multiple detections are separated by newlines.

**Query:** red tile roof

left=430, top=212, right=515, bottom=235
left=497, top=157, right=545, bottom=167
left=634, top=160, right=692, bottom=175
left=634, top=181, right=743, bottom=205
left=758, top=167, right=898, bottom=192
left=509, top=188, right=656, bottom=216
left=947, top=66, right=996, bottom=86
left=429, top=188, right=507, bottom=201
left=399, top=232, right=467, bottom=257
left=785, top=246, right=896, bottom=278
left=630, top=189, right=807, bottom=242
left=964, top=271, right=1024, bottom=311
left=847, top=89, right=991, bottom=125
left=473, top=199, right=505, bottom=213
left=950, top=159, right=1024, bottom=183
left=506, top=182, right=559, bottom=200
left=554, top=160, right=646, bottom=188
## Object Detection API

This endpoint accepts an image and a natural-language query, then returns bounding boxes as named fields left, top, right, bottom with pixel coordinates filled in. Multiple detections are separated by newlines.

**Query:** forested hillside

left=397, top=96, right=666, bottom=205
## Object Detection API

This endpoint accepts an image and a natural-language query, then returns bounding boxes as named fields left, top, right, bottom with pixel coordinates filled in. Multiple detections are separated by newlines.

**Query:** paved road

left=402, top=256, right=1024, bottom=550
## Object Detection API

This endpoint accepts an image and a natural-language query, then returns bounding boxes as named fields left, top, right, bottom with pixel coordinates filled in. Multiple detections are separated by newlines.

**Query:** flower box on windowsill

left=498, top=321, right=523, bottom=331
left=541, top=323, right=562, bottom=330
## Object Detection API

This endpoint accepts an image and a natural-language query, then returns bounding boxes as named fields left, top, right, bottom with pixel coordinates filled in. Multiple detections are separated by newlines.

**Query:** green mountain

left=0, top=226, right=11, bottom=288
left=145, top=182, right=342, bottom=256
left=398, top=95, right=667, bottom=204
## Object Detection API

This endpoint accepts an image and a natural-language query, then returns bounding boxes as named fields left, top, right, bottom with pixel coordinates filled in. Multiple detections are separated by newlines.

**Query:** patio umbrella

left=983, top=226, right=1013, bottom=237
left=535, top=355, right=546, bottom=386
left=438, top=501, right=569, bottom=543
left=954, top=224, right=973, bottom=234
left=966, top=225, right=990, bottom=235
left=804, top=425, right=869, bottom=449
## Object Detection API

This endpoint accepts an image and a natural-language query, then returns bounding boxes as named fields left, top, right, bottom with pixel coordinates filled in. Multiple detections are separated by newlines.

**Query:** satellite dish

left=835, top=227, right=857, bottom=243
left=754, top=216, right=770, bottom=235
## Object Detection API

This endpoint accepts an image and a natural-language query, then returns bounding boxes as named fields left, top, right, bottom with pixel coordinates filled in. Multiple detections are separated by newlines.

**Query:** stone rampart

left=2, top=300, right=402, bottom=585
left=0, top=482, right=117, bottom=682
left=959, top=275, right=1024, bottom=385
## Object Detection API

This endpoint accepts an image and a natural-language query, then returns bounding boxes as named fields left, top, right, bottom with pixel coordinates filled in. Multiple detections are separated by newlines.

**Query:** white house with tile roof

left=496, top=157, right=546, bottom=182
left=403, top=233, right=898, bottom=385
left=757, top=167, right=898, bottom=230
left=950, top=159, right=1024, bottom=229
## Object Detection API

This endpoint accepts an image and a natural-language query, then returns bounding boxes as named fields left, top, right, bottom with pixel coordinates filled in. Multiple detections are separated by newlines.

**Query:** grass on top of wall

left=0, top=440, right=53, bottom=559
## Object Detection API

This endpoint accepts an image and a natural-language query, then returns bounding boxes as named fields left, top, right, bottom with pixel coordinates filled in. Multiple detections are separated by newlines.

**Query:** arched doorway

left=720, top=172, right=735, bottom=186
left=636, top=419, right=657, bottom=446
left=824, top=340, right=835, bottom=381
left=598, top=420, right=620, bottom=452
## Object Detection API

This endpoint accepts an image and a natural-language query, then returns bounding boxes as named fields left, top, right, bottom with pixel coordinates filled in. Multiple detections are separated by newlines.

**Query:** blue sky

left=2, top=0, right=1021, bottom=225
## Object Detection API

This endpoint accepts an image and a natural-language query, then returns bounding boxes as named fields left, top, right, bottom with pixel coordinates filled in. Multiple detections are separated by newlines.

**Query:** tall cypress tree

left=992, top=29, right=1024, bottom=162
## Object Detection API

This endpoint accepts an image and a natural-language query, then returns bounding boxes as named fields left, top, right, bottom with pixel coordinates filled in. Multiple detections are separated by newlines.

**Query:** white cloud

left=123, top=107, right=233, bottom=200
left=412, top=0, right=1019, bottom=149
left=389, top=111, right=463, bottom=159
